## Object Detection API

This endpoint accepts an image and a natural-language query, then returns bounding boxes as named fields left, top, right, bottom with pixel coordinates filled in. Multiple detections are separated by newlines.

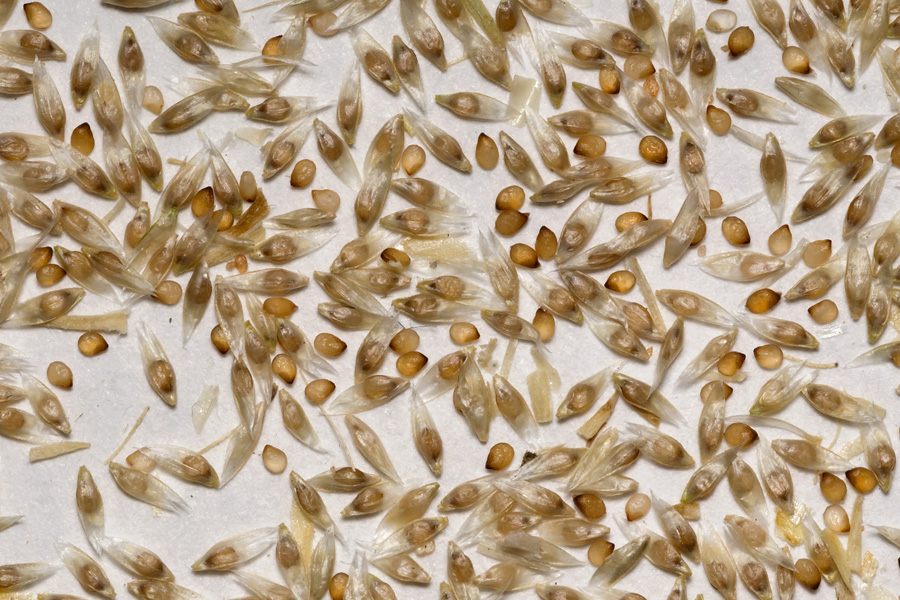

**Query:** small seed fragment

left=142, top=86, right=164, bottom=114
left=624, top=55, right=655, bottom=79
left=36, top=264, right=64, bottom=287
left=315, top=333, right=347, bottom=357
left=401, top=145, right=426, bottom=175
left=397, top=351, right=427, bottom=376
left=272, top=354, right=297, bottom=384
left=210, top=325, right=229, bottom=354
left=71, top=123, right=94, bottom=155
left=290, top=159, right=316, bottom=188
left=794, top=558, right=821, bottom=589
left=330, top=572, right=348, bottom=600
left=263, top=297, right=298, bottom=318
left=783, top=46, right=810, bottom=73
left=574, top=134, right=606, bottom=158
left=615, top=211, right=648, bottom=232
left=153, top=281, right=182, bottom=305
left=239, top=171, right=257, bottom=201
left=722, top=216, right=750, bottom=245
left=588, top=539, right=615, bottom=566
left=78, top=332, right=108, bottom=356
left=47, top=361, right=73, bottom=389
left=510, top=243, right=539, bottom=268
left=717, top=351, right=745, bottom=376
left=820, top=472, right=846, bottom=502
left=532, top=307, right=555, bottom=342
left=449, top=322, right=479, bottom=344
left=305, top=379, right=336, bottom=404
left=728, top=26, right=755, bottom=56
left=706, top=105, right=732, bottom=135
left=24, top=3, right=52, bottom=29
left=390, top=329, right=419, bottom=354
left=802, top=239, right=831, bottom=268
left=599, top=64, right=620, bottom=94
left=476, top=133, right=499, bottom=169
left=846, top=467, right=877, bottom=493
left=625, top=492, right=650, bottom=521
left=605, top=270, right=635, bottom=293
left=312, top=189, right=341, bottom=212
left=639, top=135, right=667, bottom=164
left=808, top=299, right=838, bottom=324
left=823, top=504, right=849, bottom=533
left=496, top=185, right=525, bottom=210
left=724, top=423, right=758, bottom=447
left=495, top=209, right=528, bottom=236
left=535, top=226, right=557, bottom=259
left=574, top=493, right=606, bottom=519
left=746, top=288, right=781, bottom=314
left=768, top=224, right=792, bottom=255
left=263, top=444, right=287, bottom=474
left=485, top=442, right=514, bottom=470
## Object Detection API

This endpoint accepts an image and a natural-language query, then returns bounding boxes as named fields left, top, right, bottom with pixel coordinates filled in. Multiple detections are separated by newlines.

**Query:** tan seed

left=574, top=134, right=606, bottom=158
left=768, top=224, right=792, bottom=255
left=794, top=558, right=821, bottom=589
left=71, top=123, right=94, bottom=155
left=532, top=308, right=555, bottom=342
left=330, top=572, right=349, bottom=600
left=396, top=351, right=428, bottom=376
left=239, top=171, right=257, bottom=201
left=495, top=185, right=525, bottom=210
left=214, top=210, right=233, bottom=231
left=30, top=247, right=52, bottom=271
left=643, top=72, right=659, bottom=97
left=142, top=86, right=164, bottom=114
left=210, top=324, right=230, bottom=354
left=783, top=46, right=810, bottom=73
left=46, top=361, right=72, bottom=389
left=305, top=379, right=336, bottom=404
left=400, top=144, right=426, bottom=175
left=35, top=263, right=64, bottom=287
left=708, top=190, right=723, bottom=210
left=639, top=135, right=668, bottom=164
left=485, top=442, right=514, bottom=470
left=846, top=467, right=877, bottom=493
left=623, top=55, right=655, bottom=79
left=717, top=351, right=745, bottom=376
left=820, top=472, right=847, bottom=503
left=803, top=239, right=832, bottom=268
left=808, top=299, right=838, bottom=324
left=309, top=12, right=337, bottom=36
left=78, top=332, right=108, bottom=356
left=605, top=270, right=635, bottom=293
left=494, top=209, right=528, bottom=236
left=153, top=280, right=182, bottom=305
left=706, top=105, right=732, bottom=135
left=312, top=189, right=341, bottom=212
left=724, top=422, right=758, bottom=447
left=272, top=354, right=297, bottom=384
left=701, top=380, right=733, bottom=402
left=746, top=288, right=781, bottom=314
left=449, top=322, right=480, bottom=344
left=753, top=344, right=783, bottom=369
left=615, top=211, right=648, bottom=232
left=263, top=297, right=298, bottom=318
left=728, top=26, right=755, bottom=56
left=624, top=492, right=650, bottom=521
left=24, top=2, right=51, bottom=29
left=290, top=159, right=316, bottom=188
left=823, top=504, right=849, bottom=533
left=262, top=35, right=282, bottom=57
left=722, top=216, right=750, bottom=245
left=190, top=186, right=214, bottom=217
left=691, top=216, right=707, bottom=246
left=262, top=445, right=287, bottom=474
left=475, top=133, right=499, bottom=169
left=510, top=243, right=539, bottom=268
left=233, top=254, right=248, bottom=274
left=315, top=333, right=347, bottom=357
left=389, top=329, right=419, bottom=354
left=381, top=247, right=410, bottom=268
left=574, top=493, right=606, bottom=519
left=598, top=64, right=620, bottom=94
left=535, top=226, right=557, bottom=259
left=588, top=539, right=615, bottom=567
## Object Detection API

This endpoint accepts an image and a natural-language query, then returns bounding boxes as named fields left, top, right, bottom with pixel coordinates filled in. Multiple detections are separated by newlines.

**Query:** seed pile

left=0, top=0, right=899, bottom=598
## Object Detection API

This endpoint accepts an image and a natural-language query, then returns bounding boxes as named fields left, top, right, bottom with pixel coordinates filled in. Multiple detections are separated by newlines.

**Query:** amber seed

left=624, top=55, right=655, bottom=79
left=397, top=351, right=428, bottom=376
left=400, top=144, right=426, bottom=175
left=599, top=64, right=620, bottom=94
left=639, top=135, right=667, bottom=164
left=262, top=35, right=282, bottom=57
left=191, top=186, right=214, bottom=217
left=305, top=379, right=336, bottom=404
left=615, top=211, right=648, bottom=232
left=533, top=308, right=555, bottom=342
left=746, top=288, right=781, bottom=314
left=802, top=239, right=832, bottom=268
left=449, top=322, right=479, bottom=345
left=315, top=333, right=347, bottom=357
left=808, top=299, right=838, bottom=324
left=211, top=325, right=230, bottom=354
left=823, top=504, right=849, bottom=533
left=510, top=243, right=539, bottom=268
left=706, top=105, right=732, bottom=135
left=389, top=329, right=419, bottom=354
left=753, top=344, right=783, bottom=369
left=574, top=493, right=606, bottom=519
left=625, top=493, right=650, bottom=521
left=312, top=189, right=340, bottom=212
left=71, top=123, right=94, bottom=155
left=722, top=216, right=750, bottom=245
left=214, top=210, right=233, bottom=232
left=783, top=46, right=810, bottom=73
left=717, top=351, right=745, bottom=376
left=794, top=558, right=821, bottom=589
left=691, top=217, right=707, bottom=246
left=820, top=472, right=847, bottom=503
left=486, top=442, right=514, bottom=470
left=605, top=270, right=635, bottom=293
left=272, top=354, right=297, bottom=384
left=30, top=247, right=52, bottom=271
left=494, top=209, right=528, bottom=236
left=239, top=171, right=257, bottom=201
left=153, top=281, right=182, bottom=305
left=46, top=361, right=73, bottom=389
left=495, top=185, right=525, bottom=210
left=24, top=3, right=52, bottom=29
left=290, top=159, right=316, bottom=188
left=78, top=332, right=108, bottom=356
left=535, top=226, right=558, bottom=259
left=262, top=445, right=287, bottom=474
left=381, top=247, right=410, bottom=268
left=768, top=224, right=792, bottom=256
left=35, top=264, right=64, bottom=287
left=701, top=380, right=733, bottom=402
left=330, top=572, right=349, bottom=600
left=574, top=134, right=606, bottom=158
left=233, top=254, right=248, bottom=274
left=708, top=190, right=723, bottom=210
left=724, top=422, right=758, bottom=447
left=846, top=467, right=877, bottom=493
left=263, top=297, right=298, bottom=318
left=142, top=86, right=164, bottom=114
left=728, top=26, right=755, bottom=56
left=643, top=73, right=659, bottom=97
left=588, top=539, right=615, bottom=567
left=475, top=133, right=499, bottom=169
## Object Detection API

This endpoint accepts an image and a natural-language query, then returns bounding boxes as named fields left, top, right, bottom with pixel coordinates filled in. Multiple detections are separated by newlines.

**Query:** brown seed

left=808, top=299, right=838, bottom=324
left=706, top=105, right=732, bottom=135
left=78, top=332, right=108, bottom=356
left=639, top=135, right=668, bottom=164
left=599, top=64, right=620, bottom=94
left=400, top=144, right=426, bottom=175
left=290, top=159, right=316, bottom=188
left=475, top=133, right=499, bottom=169
left=588, top=539, right=615, bottom=567
left=846, top=467, right=877, bottom=493
left=823, top=504, right=849, bottom=533
left=728, top=26, right=755, bottom=56
left=768, top=224, right=792, bottom=256
left=574, top=134, right=606, bottom=158
left=717, top=351, right=745, bottom=376
left=605, top=270, right=636, bottom=293
left=753, top=344, right=783, bottom=369
left=190, top=186, right=214, bottom=218
left=724, top=422, right=758, bottom=447
left=535, top=226, right=558, bottom=259
left=615, top=211, right=648, bottom=232
left=330, top=572, right=349, bottom=600
left=783, top=46, right=810, bottom=73
left=643, top=72, right=659, bottom=97
left=262, top=444, right=287, bottom=474
left=510, top=243, right=539, bottom=268
left=691, top=216, right=707, bottom=246
left=820, top=472, right=847, bottom=503
left=746, top=288, right=781, bottom=314
left=495, top=209, right=528, bottom=236
left=389, top=329, right=419, bottom=354
left=624, top=55, right=655, bottom=79
left=46, top=361, right=72, bottom=389
left=214, top=210, right=233, bottom=232
left=311, top=189, right=341, bottom=212
left=35, top=263, right=64, bottom=287
left=142, top=86, right=164, bottom=114
left=722, top=216, right=750, bottom=245
left=496, top=185, right=525, bottom=210
left=794, top=558, right=821, bottom=589
left=153, top=280, right=182, bottom=305
left=24, top=3, right=52, bottom=29
left=210, top=325, right=230, bottom=354
left=71, top=123, right=94, bottom=155
left=803, top=239, right=832, bottom=268
left=485, top=442, right=514, bottom=470
left=305, top=379, right=336, bottom=404
left=30, top=247, right=52, bottom=271
left=262, top=35, right=282, bottom=56
left=263, top=297, right=298, bottom=318
left=239, top=171, right=257, bottom=201
left=574, top=493, right=606, bottom=519
left=381, top=247, right=410, bottom=268
left=532, top=308, right=555, bottom=342
left=396, top=351, right=428, bottom=376
left=625, top=492, right=650, bottom=521
left=708, top=189, right=723, bottom=210
left=315, top=333, right=347, bottom=357
left=272, top=354, right=297, bottom=384
left=449, top=322, right=479, bottom=344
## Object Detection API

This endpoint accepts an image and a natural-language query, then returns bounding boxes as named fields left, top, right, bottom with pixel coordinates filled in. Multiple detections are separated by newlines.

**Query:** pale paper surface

left=0, top=0, right=898, bottom=598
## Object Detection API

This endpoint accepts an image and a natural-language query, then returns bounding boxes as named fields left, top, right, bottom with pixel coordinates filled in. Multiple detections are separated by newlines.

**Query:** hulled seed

left=47, top=361, right=73, bottom=389
left=486, top=442, right=514, bottom=470
left=272, top=354, right=297, bottom=384
left=495, top=209, right=528, bottom=236
left=706, top=105, right=732, bottom=135
left=214, top=209, right=233, bottom=231
left=496, top=185, right=525, bottom=210
left=449, top=322, right=479, bottom=344
left=724, top=423, right=758, bottom=446
left=389, top=329, right=419, bottom=354
left=211, top=325, right=229, bottom=354
left=823, top=504, right=849, bottom=533
left=36, top=264, right=64, bottom=287
left=820, top=472, right=847, bottom=503
left=717, top=351, right=745, bottom=376
left=625, top=492, right=650, bottom=521
left=728, top=26, right=755, bottom=56
left=402, top=145, right=426, bottom=175
left=808, top=299, right=838, bottom=324
left=71, top=123, right=94, bottom=155
left=476, top=133, right=499, bottom=169
left=574, top=134, right=606, bottom=158
left=263, top=297, right=298, bottom=317
left=588, top=539, right=615, bottom=566
left=24, top=3, right=52, bottom=29
left=533, top=308, right=555, bottom=342
left=794, top=558, right=821, bottom=589
left=263, top=445, right=287, bottom=474
left=315, top=333, right=347, bottom=357
left=290, top=159, right=316, bottom=188
left=262, top=36, right=281, bottom=56
left=624, top=55, right=655, bottom=79
left=312, top=189, right=341, bottom=212
left=707, top=9, right=737, bottom=32
left=615, top=211, right=648, bottom=232
left=305, top=379, right=336, bottom=404
left=535, top=226, right=558, bottom=259
left=142, top=86, right=164, bottom=114
left=783, top=46, right=810, bottom=73
left=153, top=281, right=182, bottom=305
left=574, top=493, right=606, bottom=519
left=381, top=247, right=410, bottom=268
left=78, top=332, right=108, bottom=356
left=708, top=189, right=723, bottom=210
left=605, top=270, right=635, bottom=293
left=397, top=351, right=427, bottom=376
left=510, top=243, right=539, bottom=268
left=330, top=573, right=348, bottom=600
left=722, top=216, right=750, bottom=245
left=599, top=64, right=620, bottom=94
left=239, top=171, right=257, bottom=201
left=846, top=467, right=877, bottom=493
left=768, top=224, right=792, bottom=255
left=803, top=239, right=832, bottom=267
left=746, top=288, right=781, bottom=314
left=191, top=186, right=214, bottom=217
left=639, top=135, right=668, bottom=164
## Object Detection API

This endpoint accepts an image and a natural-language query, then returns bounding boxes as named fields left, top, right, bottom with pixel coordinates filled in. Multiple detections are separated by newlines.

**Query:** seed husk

left=142, top=86, right=164, bottom=114
left=263, top=297, right=298, bottom=318
left=717, top=351, right=745, bottom=376
left=495, top=209, right=528, bottom=236
left=599, top=64, right=620, bottom=94
left=846, top=467, right=877, bottom=493
left=210, top=324, right=229, bottom=354
left=574, top=134, right=606, bottom=158
left=768, top=224, right=792, bottom=255
left=794, top=558, right=821, bottom=589
left=272, top=354, right=297, bottom=384
left=783, top=46, right=810, bottom=73
left=625, top=492, right=650, bottom=520
left=397, top=351, right=428, bottom=376
left=691, top=217, right=707, bottom=245
left=315, top=333, right=347, bottom=357
left=639, top=135, right=668, bottom=164
left=290, top=159, right=316, bottom=188
left=496, top=185, right=525, bottom=210
left=35, top=264, right=64, bottom=287
left=615, top=211, right=648, bottom=232
left=706, top=105, right=732, bottom=135
left=486, top=442, right=514, bottom=470
left=820, top=472, right=846, bottom=502
left=701, top=380, right=733, bottom=402
left=605, top=270, right=636, bottom=293
left=722, top=216, right=750, bottom=245
left=71, top=123, right=95, bottom=155
left=802, top=239, right=831, bottom=268
left=78, top=332, right=108, bottom=356
left=724, top=422, right=757, bottom=446
left=588, top=539, right=615, bottom=566
left=535, top=226, right=558, bottom=259
left=262, top=444, right=287, bottom=474
left=312, top=189, right=341, bottom=212
left=47, top=361, right=73, bottom=389
left=24, top=3, right=52, bottom=29
left=624, top=55, right=655, bottom=79
left=823, top=504, right=849, bottom=533
left=153, top=281, right=182, bottom=305
left=449, top=322, right=479, bottom=344
left=574, top=493, right=606, bottom=519
left=728, top=26, right=755, bottom=56
left=475, top=133, right=499, bottom=169
left=305, top=379, right=336, bottom=404
left=808, top=299, right=838, bottom=324
left=746, top=288, right=781, bottom=314
left=510, top=243, right=539, bottom=268
left=239, top=171, right=257, bottom=201
left=532, top=308, right=555, bottom=342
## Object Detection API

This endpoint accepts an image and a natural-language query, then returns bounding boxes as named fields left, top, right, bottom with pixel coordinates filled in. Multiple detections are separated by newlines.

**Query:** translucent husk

left=627, top=421, right=695, bottom=468
left=101, top=536, right=174, bottom=581
left=681, top=443, right=743, bottom=503
left=191, top=527, right=276, bottom=571
left=108, top=462, right=188, bottom=512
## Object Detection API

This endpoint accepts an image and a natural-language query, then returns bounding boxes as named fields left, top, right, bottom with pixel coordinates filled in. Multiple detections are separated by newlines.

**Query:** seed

left=605, top=270, right=636, bottom=293
left=381, top=247, right=410, bottom=268
left=475, top=133, right=499, bottom=169
left=746, top=288, right=781, bottom=314
left=388, top=329, right=418, bottom=355
left=35, top=263, right=64, bottom=287
left=311, top=189, right=341, bottom=212
left=588, top=539, right=615, bottom=567
left=643, top=73, right=659, bottom=97
left=78, top=332, right=108, bottom=356
left=717, top=351, right=745, bottom=376
left=30, top=247, right=52, bottom=270
left=153, top=280, right=182, bottom=305
left=820, top=472, right=847, bottom=502
left=496, top=185, right=525, bottom=210
left=615, top=211, right=648, bottom=232
left=722, top=216, right=750, bottom=245
left=126, top=450, right=155, bottom=472
left=728, top=26, right=755, bottom=56
left=803, top=239, right=832, bottom=268
left=808, top=299, right=838, bottom=324
left=485, top=442, right=514, bottom=470
left=532, top=308, right=555, bottom=342
left=309, top=12, right=337, bottom=35
left=823, top=504, right=849, bottom=533
left=190, top=186, right=214, bottom=218
left=268, top=354, right=296, bottom=384
left=396, top=351, right=428, bottom=376
left=535, top=226, right=558, bottom=259
left=706, top=105, right=732, bottom=135
left=853, top=155, right=873, bottom=181
left=846, top=467, right=877, bottom=493
left=330, top=572, right=348, bottom=600
left=210, top=325, right=230, bottom=354
left=400, top=144, right=426, bottom=175
left=24, top=2, right=51, bottom=29
left=239, top=171, right=257, bottom=201
left=625, top=492, right=650, bottom=521
left=707, top=9, right=737, bottom=32
left=768, top=225, right=792, bottom=256
left=233, top=255, right=247, bottom=274
left=47, top=361, right=73, bottom=389
left=574, top=134, right=606, bottom=158
left=213, top=209, right=233, bottom=231
left=495, top=209, right=528, bottom=236
left=449, top=322, right=480, bottom=344
left=639, top=135, right=668, bottom=164
left=624, top=55, right=655, bottom=79
left=142, top=86, right=164, bottom=114
left=574, top=493, right=606, bottom=519
left=701, top=380, right=733, bottom=402
left=753, top=344, right=783, bottom=369
left=794, top=558, right=821, bottom=589
left=599, top=64, right=620, bottom=94
left=71, top=123, right=94, bottom=155
left=263, top=297, right=298, bottom=318
left=315, top=333, right=347, bottom=357
left=262, top=445, right=287, bottom=474
left=290, top=159, right=316, bottom=188
left=691, top=216, right=707, bottom=245
left=724, top=423, right=758, bottom=447
left=305, top=379, right=336, bottom=404
left=262, top=35, right=282, bottom=56
left=783, top=46, right=810, bottom=73
left=509, top=243, right=539, bottom=268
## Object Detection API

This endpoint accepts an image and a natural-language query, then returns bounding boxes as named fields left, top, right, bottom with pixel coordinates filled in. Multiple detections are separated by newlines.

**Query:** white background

left=1, top=0, right=899, bottom=598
